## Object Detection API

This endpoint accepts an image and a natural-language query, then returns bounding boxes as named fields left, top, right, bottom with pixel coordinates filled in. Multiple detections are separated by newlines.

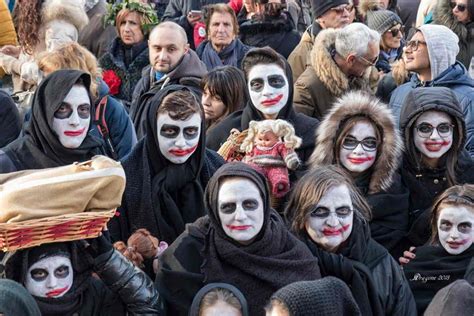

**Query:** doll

left=114, top=228, right=168, bottom=276
left=241, top=119, right=302, bottom=197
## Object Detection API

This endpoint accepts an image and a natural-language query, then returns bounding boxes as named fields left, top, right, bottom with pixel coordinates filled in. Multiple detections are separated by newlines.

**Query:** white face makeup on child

left=25, top=256, right=73, bottom=298
left=218, top=178, right=264, bottom=245
left=247, top=64, right=289, bottom=119
left=437, top=206, right=473, bottom=255
left=413, top=111, right=453, bottom=162
left=305, top=184, right=354, bottom=252
left=157, top=113, right=201, bottom=164
left=339, top=121, right=378, bottom=173
left=52, top=85, right=91, bottom=149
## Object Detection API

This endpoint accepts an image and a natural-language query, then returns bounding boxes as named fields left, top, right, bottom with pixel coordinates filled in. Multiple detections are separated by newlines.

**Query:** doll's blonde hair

left=241, top=119, right=302, bottom=153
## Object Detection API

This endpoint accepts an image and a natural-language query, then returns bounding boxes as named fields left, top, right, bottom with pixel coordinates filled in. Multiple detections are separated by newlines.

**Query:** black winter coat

left=99, top=38, right=149, bottom=110
left=0, top=90, right=21, bottom=148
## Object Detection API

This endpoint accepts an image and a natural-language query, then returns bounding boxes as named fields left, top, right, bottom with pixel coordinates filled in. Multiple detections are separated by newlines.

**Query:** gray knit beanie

left=311, top=0, right=349, bottom=18
left=366, top=9, right=402, bottom=34
left=424, top=280, right=474, bottom=316
left=271, top=277, right=361, bottom=316
left=418, top=24, right=459, bottom=80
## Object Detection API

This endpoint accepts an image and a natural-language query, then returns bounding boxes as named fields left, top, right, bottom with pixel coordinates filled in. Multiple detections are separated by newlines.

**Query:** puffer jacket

left=433, top=0, right=474, bottom=69
left=308, top=91, right=409, bottom=257
left=293, top=28, right=373, bottom=120
left=99, top=38, right=149, bottom=110
left=389, top=62, right=474, bottom=157
left=129, top=49, right=207, bottom=139
left=398, top=87, right=474, bottom=248
left=287, top=22, right=322, bottom=82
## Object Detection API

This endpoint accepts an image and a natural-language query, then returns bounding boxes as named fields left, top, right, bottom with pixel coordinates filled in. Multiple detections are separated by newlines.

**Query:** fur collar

left=42, top=0, right=89, bottom=32
left=433, top=0, right=467, bottom=42
left=310, top=29, right=372, bottom=97
left=309, top=91, right=403, bottom=194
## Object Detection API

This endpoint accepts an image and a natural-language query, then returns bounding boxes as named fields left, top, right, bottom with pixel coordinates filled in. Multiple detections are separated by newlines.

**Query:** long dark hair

left=201, top=66, right=247, bottom=130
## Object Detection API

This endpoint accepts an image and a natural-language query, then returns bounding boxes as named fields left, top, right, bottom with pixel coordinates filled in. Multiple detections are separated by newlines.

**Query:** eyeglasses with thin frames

left=342, top=136, right=378, bottom=152
left=357, top=54, right=378, bottom=67
left=450, top=1, right=467, bottom=12
left=415, top=123, right=454, bottom=138
left=405, top=40, right=427, bottom=52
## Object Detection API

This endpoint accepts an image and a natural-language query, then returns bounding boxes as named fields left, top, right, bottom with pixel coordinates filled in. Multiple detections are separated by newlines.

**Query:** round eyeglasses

left=342, top=136, right=378, bottom=152
left=415, top=123, right=454, bottom=138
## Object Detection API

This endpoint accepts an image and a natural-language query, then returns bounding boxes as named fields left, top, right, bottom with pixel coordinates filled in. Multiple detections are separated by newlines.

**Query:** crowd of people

left=0, top=0, right=473, bottom=315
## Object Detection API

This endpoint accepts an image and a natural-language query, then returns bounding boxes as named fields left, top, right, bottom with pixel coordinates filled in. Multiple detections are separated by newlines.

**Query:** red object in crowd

left=102, top=70, right=121, bottom=95
left=228, top=0, right=242, bottom=13
left=194, top=21, right=207, bottom=48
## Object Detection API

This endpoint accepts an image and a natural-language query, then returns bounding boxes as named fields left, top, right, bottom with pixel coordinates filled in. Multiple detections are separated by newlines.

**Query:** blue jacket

left=90, top=81, right=137, bottom=159
left=389, top=62, right=474, bottom=157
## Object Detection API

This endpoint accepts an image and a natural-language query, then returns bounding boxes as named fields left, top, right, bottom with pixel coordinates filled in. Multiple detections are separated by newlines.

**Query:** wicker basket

left=0, top=209, right=116, bottom=252
left=217, top=129, right=249, bottom=162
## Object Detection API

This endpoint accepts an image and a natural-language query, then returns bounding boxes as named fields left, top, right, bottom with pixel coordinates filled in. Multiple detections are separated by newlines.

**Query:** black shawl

left=189, top=162, right=321, bottom=316
left=2, top=70, right=103, bottom=171
left=301, top=233, right=384, bottom=316
left=403, top=244, right=474, bottom=314
left=113, top=85, right=208, bottom=244
left=206, top=57, right=319, bottom=164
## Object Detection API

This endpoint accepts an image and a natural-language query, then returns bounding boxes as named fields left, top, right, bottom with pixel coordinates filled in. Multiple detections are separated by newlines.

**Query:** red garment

left=245, top=142, right=293, bottom=198
left=228, top=0, right=242, bottom=13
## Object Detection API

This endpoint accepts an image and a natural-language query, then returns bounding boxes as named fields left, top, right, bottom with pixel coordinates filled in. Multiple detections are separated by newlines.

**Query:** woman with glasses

left=285, top=165, right=417, bottom=316
left=308, top=91, right=409, bottom=258
left=360, top=1, right=405, bottom=73
left=399, top=87, right=474, bottom=250
left=433, top=0, right=473, bottom=68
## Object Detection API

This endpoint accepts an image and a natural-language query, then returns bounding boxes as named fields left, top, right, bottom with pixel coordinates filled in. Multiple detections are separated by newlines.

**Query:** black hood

left=189, top=283, right=249, bottom=316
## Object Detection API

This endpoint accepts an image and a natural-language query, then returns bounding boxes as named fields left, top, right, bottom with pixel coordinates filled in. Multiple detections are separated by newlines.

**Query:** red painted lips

left=226, top=225, right=252, bottom=231
left=348, top=157, right=373, bottom=164
left=322, top=224, right=350, bottom=236
left=261, top=94, right=284, bottom=106
left=46, top=286, right=68, bottom=298
left=64, top=128, right=85, bottom=137
left=169, top=144, right=198, bottom=157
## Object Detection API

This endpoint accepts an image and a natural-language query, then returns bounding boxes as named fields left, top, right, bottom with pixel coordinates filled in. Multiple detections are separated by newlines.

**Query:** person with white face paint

left=110, top=88, right=225, bottom=248
left=156, top=162, right=322, bottom=316
left=286, top=165, right=417, bottom=316
left=5, top=238, right=160, bottom=315
left=403, top=184, right=474, bottom=314
left=206, top=47, right=319, bottom=168
left=0, top=70, right=103, bottom=173
left=399, top=87, right=474, bottom=251
left=309, top=91, right=408, bottom=258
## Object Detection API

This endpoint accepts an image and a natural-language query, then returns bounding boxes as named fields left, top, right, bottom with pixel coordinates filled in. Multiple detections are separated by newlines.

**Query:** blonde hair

left=199, top=288, right=242, bottom=316
left=241, top=119, right=302, bottom=153
left=37, top=42, right=101, bottom=99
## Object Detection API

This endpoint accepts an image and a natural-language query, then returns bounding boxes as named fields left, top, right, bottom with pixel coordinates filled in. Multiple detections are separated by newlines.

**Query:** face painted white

left=25, top=256, right=73, bottom=298
left=437, top=206, right=473, bottom=255
left=201, top=300, right=242, bottom=316
left=52, top=85, right=91, bottom=149
left=305, top=184, right=354, bottom=252
left=247, top=64, right=289, bottom=119
left=156, top=113, right=201, bottom=164
left=339, top=121, right=378, bottom=173
left=218, top=178, right=264, bottom=245
left=413, top=111, right=453, bottom=161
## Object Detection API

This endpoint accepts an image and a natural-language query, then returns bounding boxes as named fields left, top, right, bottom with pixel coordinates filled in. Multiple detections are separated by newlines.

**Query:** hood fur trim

left=358, top=0, right=382, bottom=17
left=433, top=0, right=467, bottom=42
left=310, top=29, right=372, bottom=97
left=309, top=91, right=403, bottom=193
left=42, top=0, right=89, bottom=32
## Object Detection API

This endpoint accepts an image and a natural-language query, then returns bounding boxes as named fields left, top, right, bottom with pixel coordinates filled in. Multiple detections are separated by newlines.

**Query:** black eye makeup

left=220, top=202, right=237, bottom=214
left=250, top=78, right=264, bottom=92
left=439, top=219, right=453, bottom=231
left=458, top=222, right=472, bottom=234
left=31, top=269, right=48, bottom=282
left=160, top=125, right=200, bottom=139
left=54, top=265, right=70, bottom=279
left=309, top=206, right=353, bottom=218
left=54, top=103, right=91, bottom=120
left=242, top=199, right=259, bottom=211
left=268, top=75, right=286, bottom=88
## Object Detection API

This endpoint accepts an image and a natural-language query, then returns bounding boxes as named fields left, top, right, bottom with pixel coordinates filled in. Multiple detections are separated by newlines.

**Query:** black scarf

left=200, top=39, right=240, bottom=71
left=6, top=242, right=93, bottom=316
left=189, top=163, right=321, bottom=316
left=403, top=244, right=474, bottom=314
left=120, top=85, right=206, bottom=244
left=2, top=70, right=103, bottom=171
left=301, top=233, right=384, bottom=316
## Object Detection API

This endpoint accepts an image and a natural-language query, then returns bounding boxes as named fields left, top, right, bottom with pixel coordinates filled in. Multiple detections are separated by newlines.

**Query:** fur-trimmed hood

left=433, top=0, right=468, bottom=42
left=42, top=0, right=89, bottom=32
left=310, top=28, right=372, bottom=97
left=358, top=0, right=382, bottom=17
left=309, top=91, right=403, bottom=194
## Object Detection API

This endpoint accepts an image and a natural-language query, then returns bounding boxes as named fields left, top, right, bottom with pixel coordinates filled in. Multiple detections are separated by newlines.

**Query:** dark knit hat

left=311, top=0, right=349, bottom=18
left=366, top=9, right=402, bottom=34
left=271, top=277, right=361, bottom=316
left=424, top=280, right=474, bottom=316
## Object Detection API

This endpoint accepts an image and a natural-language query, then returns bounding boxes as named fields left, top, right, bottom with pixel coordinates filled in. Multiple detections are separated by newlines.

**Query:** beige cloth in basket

left=0, top=155, right=126, bottom=223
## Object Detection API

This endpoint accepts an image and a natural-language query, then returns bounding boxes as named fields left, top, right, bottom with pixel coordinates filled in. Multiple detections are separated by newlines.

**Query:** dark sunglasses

left=386, top=25, right=405, bottom=37
left=331, top=4, right=353, bottom=14
left=450, top=2, right=467, bottom=12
